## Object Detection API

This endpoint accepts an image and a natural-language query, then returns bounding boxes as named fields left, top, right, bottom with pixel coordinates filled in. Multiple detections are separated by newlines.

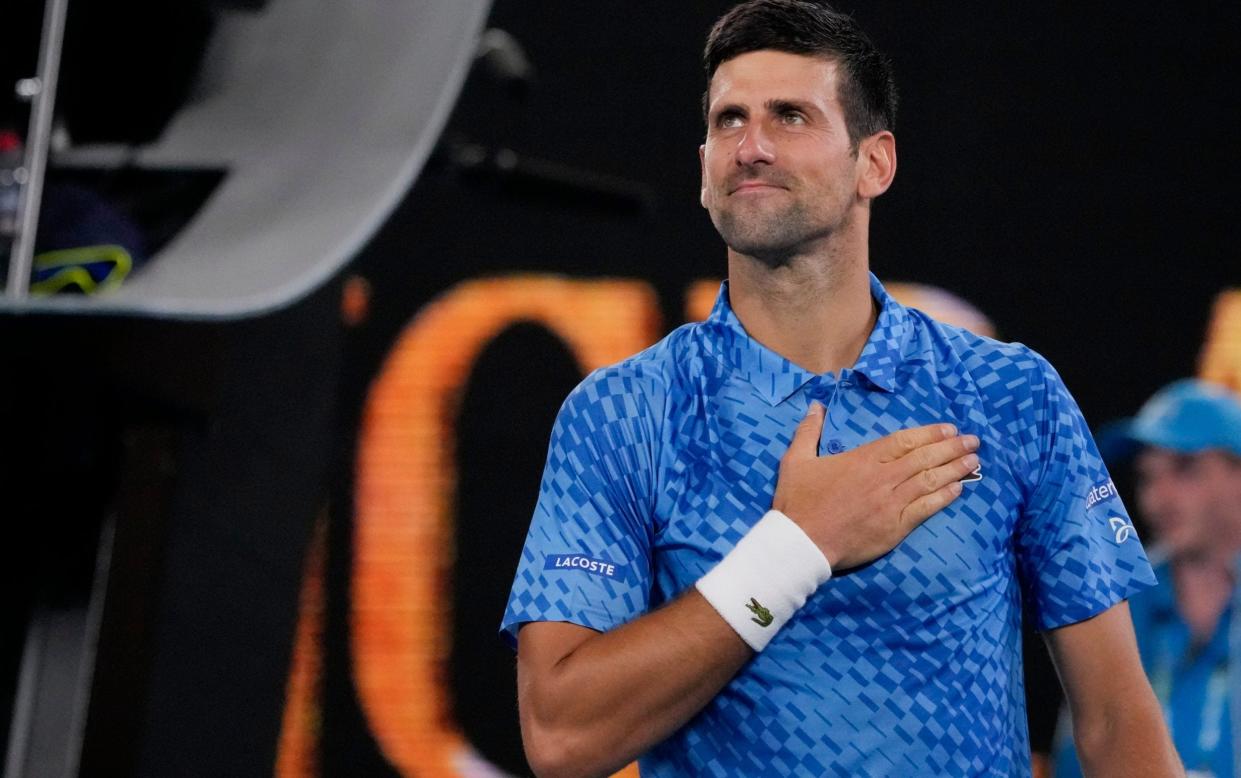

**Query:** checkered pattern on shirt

left=501, top=274, right=1156, bottom=777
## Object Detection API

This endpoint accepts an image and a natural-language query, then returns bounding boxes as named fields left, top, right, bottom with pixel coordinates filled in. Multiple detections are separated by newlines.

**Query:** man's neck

left=726, top=233, right=876, bottom=376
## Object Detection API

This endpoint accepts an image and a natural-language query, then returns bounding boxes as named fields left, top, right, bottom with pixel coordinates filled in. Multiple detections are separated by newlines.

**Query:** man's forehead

left=707, top=50, right=842, bottom=108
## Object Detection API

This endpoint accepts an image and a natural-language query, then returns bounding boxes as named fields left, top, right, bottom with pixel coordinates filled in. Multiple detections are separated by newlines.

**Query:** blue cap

left=1098, top=379, right=1241, bottom=461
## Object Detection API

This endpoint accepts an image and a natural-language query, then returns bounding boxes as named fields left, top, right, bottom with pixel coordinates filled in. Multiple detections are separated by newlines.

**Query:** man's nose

left=736, top=122, right=776, bottom=166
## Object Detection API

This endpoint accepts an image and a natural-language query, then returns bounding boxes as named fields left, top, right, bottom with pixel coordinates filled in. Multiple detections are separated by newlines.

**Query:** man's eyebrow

left=707, top=98, right=821, bottom=123
left=709, top=102, right=747, bottom=118
left=764, top=98, right=817, bottom=115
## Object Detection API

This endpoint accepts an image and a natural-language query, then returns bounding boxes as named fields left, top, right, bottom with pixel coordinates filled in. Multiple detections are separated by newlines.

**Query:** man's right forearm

left=517, top=589, right=751, bottom=778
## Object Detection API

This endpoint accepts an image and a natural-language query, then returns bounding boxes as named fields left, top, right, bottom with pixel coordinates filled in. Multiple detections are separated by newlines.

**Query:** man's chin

left=716, top=219, right=794, bottom=261
left=1165, top=538, right=1214, bottom=562
left=713, top=207, right=832, bottom=266
left=718, top=221, right=821, bottom=268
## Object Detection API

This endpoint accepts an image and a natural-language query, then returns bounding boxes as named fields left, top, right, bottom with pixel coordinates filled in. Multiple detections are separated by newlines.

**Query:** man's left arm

left=1044, top=601, right=1182, bottom=778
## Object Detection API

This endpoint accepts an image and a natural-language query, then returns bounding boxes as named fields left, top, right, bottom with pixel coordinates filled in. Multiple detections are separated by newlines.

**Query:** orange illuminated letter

left=1199, top=290, right=1241, bottom=392
left=352, top=276, right=659, bottom=775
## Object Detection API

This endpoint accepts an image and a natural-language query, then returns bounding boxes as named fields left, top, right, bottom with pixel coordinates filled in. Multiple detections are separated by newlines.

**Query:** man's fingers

left=894, top=452, right=979, bottom=503
left=891, top=434, right=980, bottom=481
left=900, top=480, right=964, bottom=529
left=872, top=423, right=959, bottom=462
left=785, top=402, right=826, bottom=460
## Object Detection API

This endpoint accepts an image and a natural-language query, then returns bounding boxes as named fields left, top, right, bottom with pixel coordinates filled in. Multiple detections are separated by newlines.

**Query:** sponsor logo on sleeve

left=1086, top=479, right=1119, bottom=510
left=545, top=554, right=625, bottom=580
left=1108, top=516, right=1137, bottom=544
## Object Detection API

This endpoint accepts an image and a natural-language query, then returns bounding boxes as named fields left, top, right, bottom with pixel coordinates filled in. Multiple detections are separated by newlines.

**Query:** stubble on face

left=709, top=168, right=853, bottom=268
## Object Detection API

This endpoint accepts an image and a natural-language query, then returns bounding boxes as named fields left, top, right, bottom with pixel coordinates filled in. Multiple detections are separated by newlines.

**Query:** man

left=500, top=2, right=1179, bottom=775
left=1056, top=379, right=1241, bottom=777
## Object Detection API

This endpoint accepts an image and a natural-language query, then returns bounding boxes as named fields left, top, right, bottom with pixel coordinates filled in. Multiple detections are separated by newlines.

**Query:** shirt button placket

left=826, top=370, right=851, bottom=454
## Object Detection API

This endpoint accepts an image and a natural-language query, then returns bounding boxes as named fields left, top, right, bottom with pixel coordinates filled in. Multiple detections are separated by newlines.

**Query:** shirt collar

left=703, top=273, right=915, bottom=406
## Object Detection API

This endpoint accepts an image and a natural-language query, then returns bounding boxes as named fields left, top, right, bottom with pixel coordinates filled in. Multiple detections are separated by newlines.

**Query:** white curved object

left=6, top=0, right=491, bottom=318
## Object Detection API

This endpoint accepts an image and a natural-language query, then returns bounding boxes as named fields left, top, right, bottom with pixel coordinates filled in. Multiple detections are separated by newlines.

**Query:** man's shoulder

left=578, top=321, right=711, bottom=389
left=907, top=310, right=1060, bottom=396
left=562, top=322, right=708, bottom=416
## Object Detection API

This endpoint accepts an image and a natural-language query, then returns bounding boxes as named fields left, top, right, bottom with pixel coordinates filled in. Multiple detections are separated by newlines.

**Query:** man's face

left=1134, top=447, right=1241, bottom=560
left=699, top=50, right=882, bottom=264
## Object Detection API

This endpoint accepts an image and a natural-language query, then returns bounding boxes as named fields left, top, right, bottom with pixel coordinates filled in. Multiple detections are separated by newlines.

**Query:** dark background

left=2, top=1, right=1238, bottom=775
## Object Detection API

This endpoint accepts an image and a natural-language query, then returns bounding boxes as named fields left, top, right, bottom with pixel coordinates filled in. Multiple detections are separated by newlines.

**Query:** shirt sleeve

left=499, top=362, right=665, bottom=649
left=1013, top=352, right=1157, bottom=631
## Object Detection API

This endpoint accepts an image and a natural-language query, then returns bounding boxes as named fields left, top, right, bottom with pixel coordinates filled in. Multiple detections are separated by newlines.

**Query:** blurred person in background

left=1055, top=378, right=1241, bottom=777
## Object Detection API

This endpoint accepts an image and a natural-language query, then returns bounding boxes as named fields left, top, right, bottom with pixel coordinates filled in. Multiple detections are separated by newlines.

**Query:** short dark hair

left=703, top=0, right=897, bottom=148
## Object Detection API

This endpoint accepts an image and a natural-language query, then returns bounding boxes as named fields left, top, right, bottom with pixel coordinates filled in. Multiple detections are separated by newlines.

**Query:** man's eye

left=780, top=111, right=807, bottom=125
left=717, top=113, right=743, bottom=129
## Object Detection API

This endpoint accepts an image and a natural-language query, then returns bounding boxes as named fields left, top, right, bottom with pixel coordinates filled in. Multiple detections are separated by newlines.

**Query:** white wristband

left=694, top=510, right=832, bottom=652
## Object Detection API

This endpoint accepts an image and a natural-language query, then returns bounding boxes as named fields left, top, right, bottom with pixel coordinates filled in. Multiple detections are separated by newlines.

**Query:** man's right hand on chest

left=773, top=401, right=979, bottom=570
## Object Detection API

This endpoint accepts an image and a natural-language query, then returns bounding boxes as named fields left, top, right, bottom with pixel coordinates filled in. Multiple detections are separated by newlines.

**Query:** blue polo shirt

left=1055, top=556, right=1234, bottom=777
left=501, top=275, right=1156, bottom=776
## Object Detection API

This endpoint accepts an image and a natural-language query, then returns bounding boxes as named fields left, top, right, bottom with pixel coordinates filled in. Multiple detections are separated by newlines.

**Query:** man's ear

left=699, top=144, right=709, bottom=208
left=857, top=131, right=896, bottom=200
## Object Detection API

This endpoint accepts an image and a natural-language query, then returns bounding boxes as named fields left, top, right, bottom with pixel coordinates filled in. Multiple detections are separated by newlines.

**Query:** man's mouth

left=730, top=181, right=785, bottom=194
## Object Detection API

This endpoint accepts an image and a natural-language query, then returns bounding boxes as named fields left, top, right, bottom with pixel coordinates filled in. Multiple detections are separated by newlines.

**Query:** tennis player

left=502, top=2, right=1180, bottom=775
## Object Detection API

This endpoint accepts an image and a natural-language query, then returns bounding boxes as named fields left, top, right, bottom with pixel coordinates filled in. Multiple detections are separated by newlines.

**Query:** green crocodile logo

left=745, top=597, right=774, bottom=627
